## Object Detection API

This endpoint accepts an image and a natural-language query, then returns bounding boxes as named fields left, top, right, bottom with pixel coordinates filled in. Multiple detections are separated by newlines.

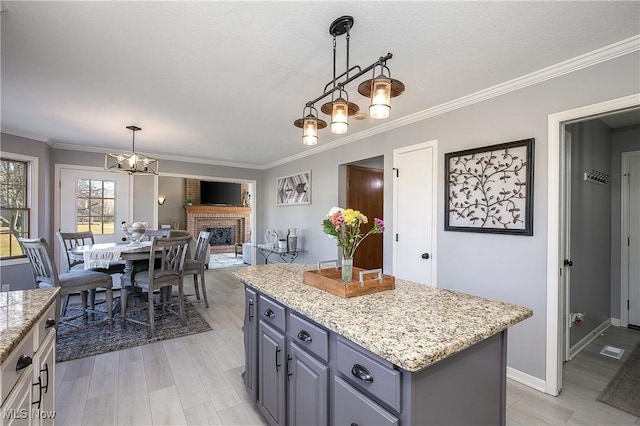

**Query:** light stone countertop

left=233, top=263, right=532, bottom=372
left=0, top=288, right=60, bottom=364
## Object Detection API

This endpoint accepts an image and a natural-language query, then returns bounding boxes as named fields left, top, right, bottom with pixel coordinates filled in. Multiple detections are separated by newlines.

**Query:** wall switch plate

left=1, top=284, right=10, bottom=292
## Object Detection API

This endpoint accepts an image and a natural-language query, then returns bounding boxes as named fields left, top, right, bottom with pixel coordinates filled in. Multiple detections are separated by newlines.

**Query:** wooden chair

left=18, top=237, right=113, bottom=329
left=120, top=235, right=191, bottom=337
left=56, top=230, right=125, bottom=315
left=171, top=230, right=212, bottom=308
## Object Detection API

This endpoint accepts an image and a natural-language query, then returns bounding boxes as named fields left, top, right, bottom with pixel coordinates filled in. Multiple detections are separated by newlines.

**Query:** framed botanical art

left=276, top=171, right=311, bottom=206
left=445, top=138, right=534, bottom=235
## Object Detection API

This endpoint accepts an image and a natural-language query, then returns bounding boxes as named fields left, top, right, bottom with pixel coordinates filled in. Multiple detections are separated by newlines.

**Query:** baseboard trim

left=506, top=367, right=546, bottom=393
left=569, top=319, right=612, bottom=360
left=611, top=318, right=621, bottom=327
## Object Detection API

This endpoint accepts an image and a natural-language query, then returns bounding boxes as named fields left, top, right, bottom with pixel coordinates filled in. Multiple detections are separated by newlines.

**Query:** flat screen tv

left=200, top=181, right=242, bottom=206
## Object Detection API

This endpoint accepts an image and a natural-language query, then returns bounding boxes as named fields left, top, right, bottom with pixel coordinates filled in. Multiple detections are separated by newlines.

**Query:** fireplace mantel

left=184, top=205, right=251, bottom=215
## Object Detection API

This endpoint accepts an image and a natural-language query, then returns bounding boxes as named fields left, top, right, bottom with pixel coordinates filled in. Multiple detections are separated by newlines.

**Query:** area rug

left=596, top=342, right=640, bottom=416
left=209, top=252, right=246, bottom=269
left=56, top=297, right=211, bottom=363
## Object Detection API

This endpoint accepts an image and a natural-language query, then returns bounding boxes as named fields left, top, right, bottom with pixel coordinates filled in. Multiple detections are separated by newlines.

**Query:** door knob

left=421, top=253, right=430, bottom=259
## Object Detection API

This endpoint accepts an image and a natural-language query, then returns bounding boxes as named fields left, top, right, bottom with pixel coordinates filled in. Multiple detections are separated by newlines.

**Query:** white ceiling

left=2, top=1, right=639, bottom=168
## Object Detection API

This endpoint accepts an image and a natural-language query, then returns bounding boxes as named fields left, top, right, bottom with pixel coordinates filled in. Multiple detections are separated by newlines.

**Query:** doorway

left=546, top=94, right=640, bottom=396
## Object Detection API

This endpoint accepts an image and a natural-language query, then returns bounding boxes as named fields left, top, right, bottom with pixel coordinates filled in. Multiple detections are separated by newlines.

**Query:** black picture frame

left=445, top=138, right=534, bottom=236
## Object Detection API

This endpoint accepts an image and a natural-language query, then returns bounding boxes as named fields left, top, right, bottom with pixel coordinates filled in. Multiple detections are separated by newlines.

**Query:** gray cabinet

left=334, top=376, right=399, bottom=426
left=258, top=321, right=286, bottom=426
left=287, top=342, right=328, bottom=426
left=243, top=287, right=258, bottom=403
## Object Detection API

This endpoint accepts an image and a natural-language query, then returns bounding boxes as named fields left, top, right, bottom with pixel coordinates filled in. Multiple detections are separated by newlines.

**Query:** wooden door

left=347, top=165, right=383, bottom=270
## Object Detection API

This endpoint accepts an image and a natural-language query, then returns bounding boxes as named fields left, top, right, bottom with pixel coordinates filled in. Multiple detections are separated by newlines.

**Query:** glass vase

left=342, top=257, right=353, bottom=283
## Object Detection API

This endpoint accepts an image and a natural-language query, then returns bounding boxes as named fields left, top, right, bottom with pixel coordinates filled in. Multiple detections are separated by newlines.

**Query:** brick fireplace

left=184, top=205, right=251, bottom=254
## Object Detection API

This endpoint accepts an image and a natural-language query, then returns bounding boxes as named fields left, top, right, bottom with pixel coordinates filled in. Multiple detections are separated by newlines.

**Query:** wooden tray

left=303, top=266, right=395, bottom=298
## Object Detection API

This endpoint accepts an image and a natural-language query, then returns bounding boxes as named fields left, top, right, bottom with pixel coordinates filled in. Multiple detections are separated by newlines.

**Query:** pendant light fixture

left=105, top=125, right=159, bottom=175
left=293, top=15, right=405, bottom=145
left=294, top=105, right=327, bottom=146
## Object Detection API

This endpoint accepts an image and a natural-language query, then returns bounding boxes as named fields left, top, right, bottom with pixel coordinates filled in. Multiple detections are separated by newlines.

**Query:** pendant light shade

left=294, top=105, right=327, bottom=146
left=369, top=76, right=392, bottom=119
left=331, top=94, right=349, bottom=134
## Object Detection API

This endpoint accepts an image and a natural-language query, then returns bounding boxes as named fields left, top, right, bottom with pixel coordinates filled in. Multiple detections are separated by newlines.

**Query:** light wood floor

left=56, top=268, right=640, bottom=425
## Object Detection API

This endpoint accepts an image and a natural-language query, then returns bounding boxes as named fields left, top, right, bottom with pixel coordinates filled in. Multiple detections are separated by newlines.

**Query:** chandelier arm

left=305, top=52, right=393, bottom=107
left=346, top=26, right=350, bottom=80
left=322, top=65, right=362, bottom=93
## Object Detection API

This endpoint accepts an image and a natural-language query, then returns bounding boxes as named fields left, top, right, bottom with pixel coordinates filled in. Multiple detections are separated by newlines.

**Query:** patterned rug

left=56, top=296, right=211, bottom=363
left=597, top=342, right=640, bottom=416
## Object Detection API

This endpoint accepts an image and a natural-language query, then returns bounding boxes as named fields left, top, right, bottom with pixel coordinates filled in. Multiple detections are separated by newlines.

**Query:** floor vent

left=599, top=345, right=624, bottom=359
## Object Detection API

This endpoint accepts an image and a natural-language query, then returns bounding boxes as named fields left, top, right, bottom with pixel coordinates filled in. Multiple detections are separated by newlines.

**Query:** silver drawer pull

left=297, top=330, right=312, bottom=343
left=317, top=260, right=338, bottom=270
left=351, top=363, right=373, bottom=382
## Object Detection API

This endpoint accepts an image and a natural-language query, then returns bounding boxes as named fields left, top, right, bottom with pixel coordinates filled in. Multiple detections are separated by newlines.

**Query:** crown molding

left=265, top=34, right=640, bottom=169
left=1, top=128, right=53, bottom=145
left=52, top=142, right=264, bottom=170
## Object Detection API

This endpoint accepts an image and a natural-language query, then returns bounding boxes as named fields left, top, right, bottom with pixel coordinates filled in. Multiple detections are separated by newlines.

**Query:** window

left=76, top=179, right=115, bottom=235
left=0, top=158, right=30, bottom=259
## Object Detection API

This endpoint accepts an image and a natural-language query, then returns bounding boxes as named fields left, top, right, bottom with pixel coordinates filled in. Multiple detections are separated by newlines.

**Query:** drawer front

left=1, top=330, right=34, bottom=405
left=288, top=313, right=329, bottom=362
left=258, top=294, right=286, bottom=332
left=36, top=304, right=57, bottom=350
left=336, top=337, right=401, bottom=412
left=334, top=376, right=398, bottom=426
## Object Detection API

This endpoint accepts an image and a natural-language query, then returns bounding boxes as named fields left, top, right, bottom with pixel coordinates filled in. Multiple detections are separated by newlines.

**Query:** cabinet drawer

left=334, top=376, right=398, bottom=426
left=36, top=304, right=56, bottom=350
left=1, top=329, right=34, bottom=406
left=336, top=337, right=401, bottom=412
left=258, top=295, right=285, bottom=332
left=288, top=313, right=329, bottom=362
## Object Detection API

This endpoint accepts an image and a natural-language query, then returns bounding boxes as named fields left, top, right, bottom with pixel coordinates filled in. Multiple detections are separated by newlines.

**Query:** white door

left=58, top=167, right=130, bottom=269
left=393, top=141, right=437, bottom=285
left=627, top=154, right=640, bottom=326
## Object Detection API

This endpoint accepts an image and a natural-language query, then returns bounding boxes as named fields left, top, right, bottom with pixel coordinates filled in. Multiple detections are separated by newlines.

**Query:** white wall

left=258, top=51, right=640, bottom=381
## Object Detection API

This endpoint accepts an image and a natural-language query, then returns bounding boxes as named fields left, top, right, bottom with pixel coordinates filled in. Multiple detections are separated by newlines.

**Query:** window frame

left=0, top=151, right=38, bottom=265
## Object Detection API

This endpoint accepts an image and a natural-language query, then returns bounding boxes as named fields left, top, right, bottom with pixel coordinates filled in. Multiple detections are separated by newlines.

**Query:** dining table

left=69, top=241, right=160, bottom=313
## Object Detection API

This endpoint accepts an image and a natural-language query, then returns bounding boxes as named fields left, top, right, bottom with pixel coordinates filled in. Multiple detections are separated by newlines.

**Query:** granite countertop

left=0, top=288, right=60, bottom=364
left=233, top=264, right=532, bottom=372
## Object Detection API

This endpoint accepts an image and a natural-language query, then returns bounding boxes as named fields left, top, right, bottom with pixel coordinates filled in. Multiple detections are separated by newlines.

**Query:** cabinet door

left=244, top=287, right=258, bottom=402
left=333, top=376, right=398, bottom=426
left=258, top=321, right=286, bottom=426
left=287, top=342, right=328, bottom=426
left=0, top=365, right=33, bottom=426
left=32, top=330, right=55, bottom=426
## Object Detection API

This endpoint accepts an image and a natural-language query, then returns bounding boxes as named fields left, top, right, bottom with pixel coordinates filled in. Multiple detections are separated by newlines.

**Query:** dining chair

left=56, top=230, right=125, bottom=316
left=170, top=230, right=212, bottom=308
left=120, top=235, right=191, bottom=337
left=18, top=237, right=114, bottom=329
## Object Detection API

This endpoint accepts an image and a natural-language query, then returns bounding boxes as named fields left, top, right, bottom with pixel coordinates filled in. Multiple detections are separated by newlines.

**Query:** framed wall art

left=276, top=171, right=311, bottom=206
left=445, top=138, right=534, bottom=235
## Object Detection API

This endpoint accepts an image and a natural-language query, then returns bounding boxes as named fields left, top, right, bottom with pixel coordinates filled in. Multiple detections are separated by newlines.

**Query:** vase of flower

left=322, top=207, right=385, bottom=283
left=342, top=257, right=353, bottom=283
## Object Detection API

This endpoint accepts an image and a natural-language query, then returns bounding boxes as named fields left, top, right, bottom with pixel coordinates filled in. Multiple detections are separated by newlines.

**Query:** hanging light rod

left=294, top=15, right=405, bottom=145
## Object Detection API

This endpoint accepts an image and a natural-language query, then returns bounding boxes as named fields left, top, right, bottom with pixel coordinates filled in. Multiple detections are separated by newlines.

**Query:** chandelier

left=293, top=16, right=405, bottom=145
left=104, top=125, right=159, bottom=175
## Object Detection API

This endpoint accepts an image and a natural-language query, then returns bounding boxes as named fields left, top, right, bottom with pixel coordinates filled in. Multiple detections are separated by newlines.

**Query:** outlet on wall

left=1, top=284, right=10, bottom=292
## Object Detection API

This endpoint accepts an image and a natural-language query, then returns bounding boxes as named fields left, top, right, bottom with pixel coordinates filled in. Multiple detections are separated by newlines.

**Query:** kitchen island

left=234, top=263, right=532, bottom=426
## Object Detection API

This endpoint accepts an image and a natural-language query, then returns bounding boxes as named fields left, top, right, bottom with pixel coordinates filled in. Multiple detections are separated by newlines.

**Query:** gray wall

left=566, top=121, right=612, bottom=347
left=258, top=52, right=640, bottom=380
left=0, top=133, right=52, bottom=290
left=132, top=174, right=155, bottom=227
left=610, top=124, right=640, bottom=318
left=158, top=176, right=186, bottom=229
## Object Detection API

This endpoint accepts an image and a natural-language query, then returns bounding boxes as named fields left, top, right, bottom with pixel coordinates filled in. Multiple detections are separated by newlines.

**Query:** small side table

left=234, top=243, right=243, bottom=257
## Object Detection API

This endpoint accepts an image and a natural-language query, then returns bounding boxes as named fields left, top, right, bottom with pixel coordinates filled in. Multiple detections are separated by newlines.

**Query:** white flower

left=326, top=206, right=343, bottom=218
